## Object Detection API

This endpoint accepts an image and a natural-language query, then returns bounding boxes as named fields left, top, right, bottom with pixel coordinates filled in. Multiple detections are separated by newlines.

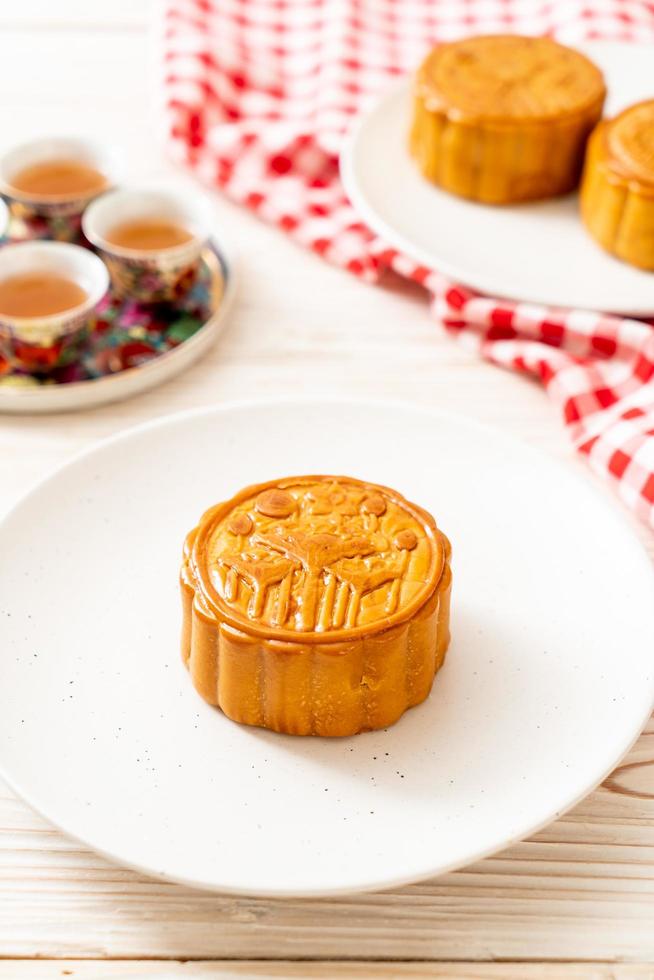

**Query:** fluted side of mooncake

left=580, top=105, right=654, bottom=270
left=410, top=36, right=605, bottom=204
left=180, top=534, right=452, bottom=737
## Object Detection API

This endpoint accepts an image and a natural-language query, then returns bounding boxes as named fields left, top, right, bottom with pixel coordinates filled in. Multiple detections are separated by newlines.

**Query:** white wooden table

left=2, top=4, right=654, bottom=977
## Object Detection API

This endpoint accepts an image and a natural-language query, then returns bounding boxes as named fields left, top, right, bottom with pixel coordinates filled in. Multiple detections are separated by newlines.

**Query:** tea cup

left=0, top=240, right=109, bottom=373
left=0, top=137, right=122, bottom=242
left=82, top=187, right=210, bottom=302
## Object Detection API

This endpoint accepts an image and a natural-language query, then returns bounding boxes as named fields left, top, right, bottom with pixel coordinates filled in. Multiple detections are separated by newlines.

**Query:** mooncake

left=181, top=476, right=452, bottom=736
left=580, top=100, right=654, bottom=270
left=410, top=35, right=606, bottom=204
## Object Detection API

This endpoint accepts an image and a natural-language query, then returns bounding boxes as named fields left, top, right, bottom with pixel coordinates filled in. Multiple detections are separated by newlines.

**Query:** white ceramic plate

left=0, top=235, right=237, bottom=414
left=341, top=42, right=654, bottom=314
left=1, top=400, right=653, bottom=897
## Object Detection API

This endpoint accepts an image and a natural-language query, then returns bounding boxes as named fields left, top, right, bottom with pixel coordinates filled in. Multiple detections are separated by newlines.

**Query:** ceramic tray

left=0, top=220, right=236, bottom=413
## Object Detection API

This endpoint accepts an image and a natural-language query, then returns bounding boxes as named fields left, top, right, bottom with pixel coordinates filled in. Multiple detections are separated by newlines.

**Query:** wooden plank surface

left=2, top=965, right=654, bottom=980
left=1, top=0, right=654, bottom=971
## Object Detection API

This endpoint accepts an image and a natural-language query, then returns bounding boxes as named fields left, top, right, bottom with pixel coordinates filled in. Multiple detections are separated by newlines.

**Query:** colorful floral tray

left=0, top=218, right=234, bottom=414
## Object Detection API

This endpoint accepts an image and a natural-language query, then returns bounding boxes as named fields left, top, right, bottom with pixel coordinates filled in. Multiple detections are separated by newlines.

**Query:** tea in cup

left=0, top=137, right=122, bottom=241
left=0, top=241, right=109, bottom=372
left=82, top=187, right=210, bottom=302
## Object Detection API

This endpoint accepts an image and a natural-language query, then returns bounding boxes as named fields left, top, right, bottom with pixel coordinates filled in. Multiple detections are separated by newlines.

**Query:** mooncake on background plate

left=410, top=35, right=606, bottom=204
left=581, top=99, right=654, bottom=270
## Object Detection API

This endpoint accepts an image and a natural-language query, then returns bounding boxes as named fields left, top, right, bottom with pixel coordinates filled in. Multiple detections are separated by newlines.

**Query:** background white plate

left=341, top=42, right=654, bottom=315
left=0, top=235, right=237, bottom=414
left=1, top=400, right=653, bottom=897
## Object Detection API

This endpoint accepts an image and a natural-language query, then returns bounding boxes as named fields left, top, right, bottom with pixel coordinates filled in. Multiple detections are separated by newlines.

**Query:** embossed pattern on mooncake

left=199, top=477, right=442, bottom=636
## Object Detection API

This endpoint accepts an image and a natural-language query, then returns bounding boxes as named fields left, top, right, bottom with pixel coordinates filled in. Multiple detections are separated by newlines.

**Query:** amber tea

left=0, top=272, right=88, bottom=318
left=9, top=158, right=108, bottom=199
left=105, top=218, right=194, bottom=251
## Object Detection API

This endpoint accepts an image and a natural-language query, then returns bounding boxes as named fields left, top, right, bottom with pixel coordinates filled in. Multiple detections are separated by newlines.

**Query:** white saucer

left=0, top=235, right=237, bottom=414
left=0, top=399, right=653, bottom=896
left=341, top=42, right=654, bottom=314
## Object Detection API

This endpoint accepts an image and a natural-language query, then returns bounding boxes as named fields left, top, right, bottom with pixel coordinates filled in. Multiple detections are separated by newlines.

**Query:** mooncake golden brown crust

left=180, top=475, right=452, bottom=736
left=410, top=35, right=606, bottom=204
left=580, top=100, right=654, bottom=270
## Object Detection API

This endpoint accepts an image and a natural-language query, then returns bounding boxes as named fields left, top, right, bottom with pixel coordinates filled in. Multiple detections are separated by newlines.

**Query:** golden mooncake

left=410, top=35, right=606, bottom=204
left=181, top=475, right=452, bottom=737
left=580, top=100, right=654, bottom=270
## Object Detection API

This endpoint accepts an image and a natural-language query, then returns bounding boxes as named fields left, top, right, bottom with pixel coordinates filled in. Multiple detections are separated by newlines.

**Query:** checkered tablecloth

left=160, top=0, right=654, bottom=527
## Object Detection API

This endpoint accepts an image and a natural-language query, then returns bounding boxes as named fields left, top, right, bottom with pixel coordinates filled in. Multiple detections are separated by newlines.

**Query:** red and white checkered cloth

left=160, top=0, right=654, bottom=527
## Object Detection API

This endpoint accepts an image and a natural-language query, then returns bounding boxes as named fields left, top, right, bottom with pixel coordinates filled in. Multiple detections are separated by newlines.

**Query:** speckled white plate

left=341, top=42, right=654, bottom=314
left=1, top=399, right=653, bottom=897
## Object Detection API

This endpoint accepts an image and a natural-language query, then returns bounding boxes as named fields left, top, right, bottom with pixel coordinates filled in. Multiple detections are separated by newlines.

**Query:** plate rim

left=1, top=396, right=654, bottom=897
left=339, top=40, right=654, bottom=316
left=0, top=233, right=238, bottom=414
